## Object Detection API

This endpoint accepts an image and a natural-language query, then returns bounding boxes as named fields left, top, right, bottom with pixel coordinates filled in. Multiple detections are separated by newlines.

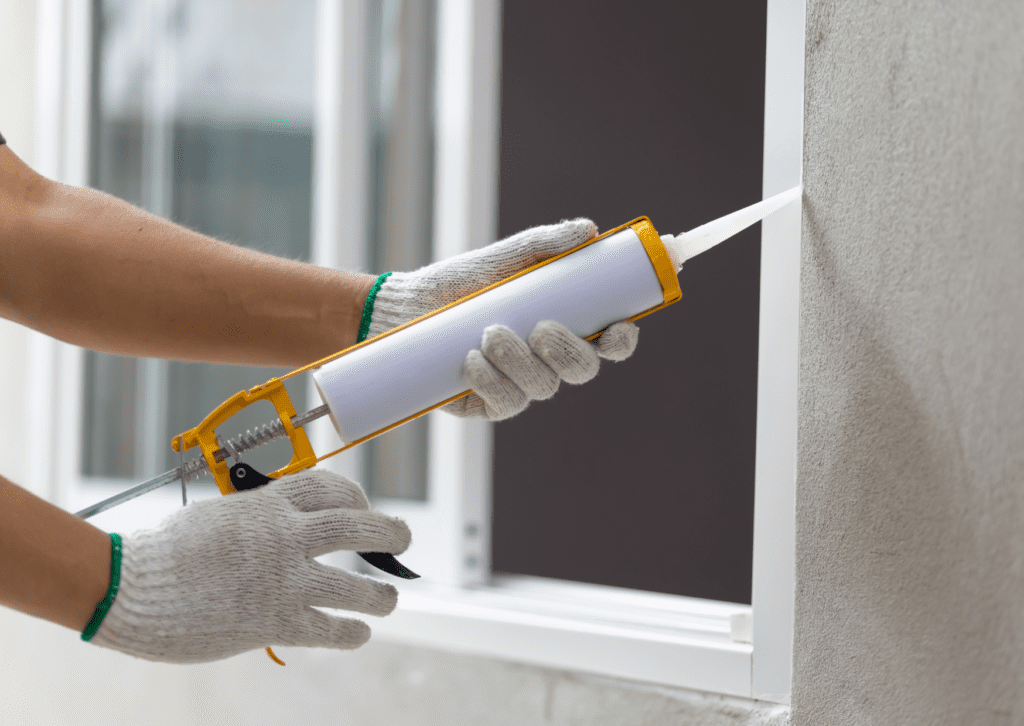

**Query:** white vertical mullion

left=143, top=0, right=175, bottom=218
left=135, top=0, right=176, bottom=479
left=311, top=0, right=369, bottom=477
left=431, top=0, right=470, bottom=263
left=466, top=0, right=501, bottom=257
left=31, top=0, right=91, bottom=505
left=53, top=0, right=93, bottom=509
left=62, top=0, right=91, bottom=188
left=313, top=0, right=371, bottom=275
left=52, top=341, right=86, bottom=510
left=424, top=0, right=476, bottom=587
left=26, top=333, right=59, bottom=501
left=34, top=0, right=90, bottom=186
left=310, top=0, right=370, bottom=573
left=751, top=0, right=805, bottom=704
left=34, top=0, right=65, bottom=182
left=27, top=0, right=65, bottom=501
left=427, top=0, right=501, bottom=587
left=461, top=0, right=501, bottom=587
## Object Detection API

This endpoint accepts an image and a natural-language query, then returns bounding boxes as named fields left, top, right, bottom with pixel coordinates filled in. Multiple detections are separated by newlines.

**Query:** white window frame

left=35, top=0, right=804, bottom=702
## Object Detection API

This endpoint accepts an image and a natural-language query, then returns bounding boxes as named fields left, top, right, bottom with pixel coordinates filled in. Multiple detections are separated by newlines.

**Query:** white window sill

left=364, top=575, right=753, bottom=697
left=69, top=481, right=752, bottom=696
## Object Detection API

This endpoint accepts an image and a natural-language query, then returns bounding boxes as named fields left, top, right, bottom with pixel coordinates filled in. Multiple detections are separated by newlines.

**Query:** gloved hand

left=365, top=219, right=640, bottom=420
left=87, top=470, right=410, bottom=664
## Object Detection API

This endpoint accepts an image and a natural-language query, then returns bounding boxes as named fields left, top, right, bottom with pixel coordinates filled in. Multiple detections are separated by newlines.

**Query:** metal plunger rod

left=74, top=405, right=331, bottom=519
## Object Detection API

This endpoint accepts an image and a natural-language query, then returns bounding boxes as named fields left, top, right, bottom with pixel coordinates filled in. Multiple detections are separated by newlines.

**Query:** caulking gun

left=76, top=186, right=801, bottom=580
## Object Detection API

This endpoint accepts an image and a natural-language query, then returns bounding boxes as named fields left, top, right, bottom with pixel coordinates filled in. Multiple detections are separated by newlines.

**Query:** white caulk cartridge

left=311, top=217, right=680, bottom=447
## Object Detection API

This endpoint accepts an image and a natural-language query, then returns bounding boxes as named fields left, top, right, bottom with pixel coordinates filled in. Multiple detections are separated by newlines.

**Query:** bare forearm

left=0, top=476, right=111, bottom=631
left=0, top=147, right=375, bottom=367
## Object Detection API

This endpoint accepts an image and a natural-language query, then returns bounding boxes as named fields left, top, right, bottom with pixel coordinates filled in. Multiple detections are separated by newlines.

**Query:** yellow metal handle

left=171, top=378, right=317, bottom=495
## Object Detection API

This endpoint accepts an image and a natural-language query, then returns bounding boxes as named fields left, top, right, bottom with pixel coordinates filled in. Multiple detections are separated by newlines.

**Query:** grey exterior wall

left=793, top=1, right=1024, bottom=724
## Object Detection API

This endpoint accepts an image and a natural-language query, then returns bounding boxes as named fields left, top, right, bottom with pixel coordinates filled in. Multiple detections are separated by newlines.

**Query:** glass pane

left=81, top=353, right=138, bottom=479
left=362, top=0, right=437, bottom=501
left=493, top=0, right=766, bottom=604
left=84, top=0, right=316, bottom=483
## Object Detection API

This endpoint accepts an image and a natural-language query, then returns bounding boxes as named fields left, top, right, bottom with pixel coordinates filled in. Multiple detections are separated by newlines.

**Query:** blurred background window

left=82, top=0, right=438, bottom=497
left=83, top=0, right=316, bottom=483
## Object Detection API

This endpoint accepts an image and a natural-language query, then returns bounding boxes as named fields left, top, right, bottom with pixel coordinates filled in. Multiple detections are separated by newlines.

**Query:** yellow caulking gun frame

left=171, top=215, right=681, bottom=496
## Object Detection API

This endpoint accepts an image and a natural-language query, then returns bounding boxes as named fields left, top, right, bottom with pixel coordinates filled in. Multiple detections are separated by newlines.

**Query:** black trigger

left=358, top=552, right=420, bottom=579
left=229, top=462, right=272, bottom=491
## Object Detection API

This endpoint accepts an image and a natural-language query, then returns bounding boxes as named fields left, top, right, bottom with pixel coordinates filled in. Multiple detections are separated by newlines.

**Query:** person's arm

left=0, top=469, right=410, bottom=656
left=0, top=145, right=374, bottom=368
left=0, top=475, right=111, bottom=631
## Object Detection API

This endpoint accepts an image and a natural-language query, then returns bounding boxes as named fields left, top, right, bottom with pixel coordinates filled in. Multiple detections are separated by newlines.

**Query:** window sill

left=69, top=482, right=751, bottom=696
left=364, top=575, right=753, bottom=697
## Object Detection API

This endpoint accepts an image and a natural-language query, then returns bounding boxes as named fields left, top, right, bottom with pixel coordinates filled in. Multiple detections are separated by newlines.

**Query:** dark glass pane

left=492, top=0, right=766, bottom=604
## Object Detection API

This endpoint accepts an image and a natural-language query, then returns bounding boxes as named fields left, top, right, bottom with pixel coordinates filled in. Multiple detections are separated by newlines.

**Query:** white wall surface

left=793, top=1, right=1024, bottom=723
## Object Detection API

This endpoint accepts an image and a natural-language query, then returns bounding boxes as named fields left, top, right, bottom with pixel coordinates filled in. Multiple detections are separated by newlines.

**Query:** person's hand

left=88, top=470, right=409, bottom=664
left=365, top=219, right=640, bottom=420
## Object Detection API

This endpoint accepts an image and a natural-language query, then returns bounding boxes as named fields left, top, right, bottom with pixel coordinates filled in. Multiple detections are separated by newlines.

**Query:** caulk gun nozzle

left=665, top=185, right=801, bottom=264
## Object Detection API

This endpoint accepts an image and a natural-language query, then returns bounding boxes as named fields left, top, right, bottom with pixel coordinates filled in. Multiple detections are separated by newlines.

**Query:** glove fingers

left=275, top=607, right=371, bottom=650
left=273, top=470, right=370, bottom=512
left=470, top=218, right=597, bottom=282
left=294, top=509, right=411, bottom=558
left=593, top=321, right=639, bottom=361
left=300, top=561, right=399, bottom=616
left=441, top=392, right=489, bottom=418
left=376, top=219, right=598, bottom=320
left=464, top=349, right=528, bottom=420
left=528, top=320, right=601, bottom=385
left=480, top=325, right=560, bottom=401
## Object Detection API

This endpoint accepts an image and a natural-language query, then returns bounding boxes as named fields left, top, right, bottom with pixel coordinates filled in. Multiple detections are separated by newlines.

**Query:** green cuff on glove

left=81, top=533, right=122, bottom=641
left=357, top=272, right=393, bottom=344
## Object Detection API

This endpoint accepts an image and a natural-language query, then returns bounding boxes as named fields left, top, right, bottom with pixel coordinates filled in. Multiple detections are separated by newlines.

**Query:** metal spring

left=219, top=419, right=288, bottom=463
left=180, top=456, right=211, bottom=484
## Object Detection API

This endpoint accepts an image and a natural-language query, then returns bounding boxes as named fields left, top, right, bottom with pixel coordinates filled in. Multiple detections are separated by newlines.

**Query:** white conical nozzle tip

left=662, top=186, right=801, bottom=266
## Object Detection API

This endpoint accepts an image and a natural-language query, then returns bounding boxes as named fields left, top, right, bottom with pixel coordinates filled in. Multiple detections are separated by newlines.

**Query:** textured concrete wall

left=793, top=1, right=1024, bottom=724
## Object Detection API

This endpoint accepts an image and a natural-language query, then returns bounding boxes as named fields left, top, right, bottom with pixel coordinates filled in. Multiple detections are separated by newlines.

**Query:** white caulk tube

left=312, top=187, right=800, bottom=446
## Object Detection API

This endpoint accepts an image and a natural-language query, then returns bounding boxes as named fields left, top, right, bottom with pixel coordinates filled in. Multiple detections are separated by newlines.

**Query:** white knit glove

left=366, top=219, right=640, bottom=420
left=89, top=470, right=410, bottom=664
